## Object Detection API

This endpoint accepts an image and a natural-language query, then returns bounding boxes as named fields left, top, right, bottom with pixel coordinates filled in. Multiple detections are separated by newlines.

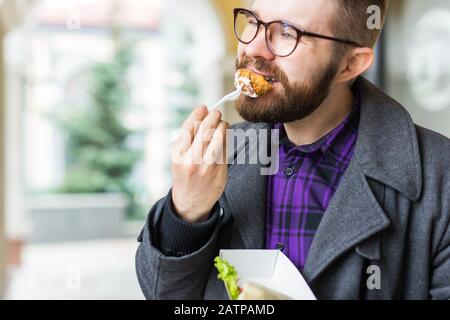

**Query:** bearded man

left=136, top=0, right=450, bottom=300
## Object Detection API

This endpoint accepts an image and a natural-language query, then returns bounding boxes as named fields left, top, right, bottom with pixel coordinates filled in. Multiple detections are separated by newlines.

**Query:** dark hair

left=334, top=0, right=390, bottom=48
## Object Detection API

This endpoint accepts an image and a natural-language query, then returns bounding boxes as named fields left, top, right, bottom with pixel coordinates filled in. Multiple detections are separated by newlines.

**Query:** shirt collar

left=276, top=89, right=360, bottom=169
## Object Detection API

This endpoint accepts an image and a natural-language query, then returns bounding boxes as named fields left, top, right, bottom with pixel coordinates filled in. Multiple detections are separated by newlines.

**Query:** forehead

left=250, top=0, right=336, bottom=32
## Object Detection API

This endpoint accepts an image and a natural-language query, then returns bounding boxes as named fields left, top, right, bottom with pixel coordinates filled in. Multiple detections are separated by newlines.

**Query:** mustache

left=235, top=56, right=289, bottom=86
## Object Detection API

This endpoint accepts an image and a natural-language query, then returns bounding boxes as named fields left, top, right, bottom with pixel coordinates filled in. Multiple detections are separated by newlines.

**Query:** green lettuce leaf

left=214, top=256, right=240, bottom=300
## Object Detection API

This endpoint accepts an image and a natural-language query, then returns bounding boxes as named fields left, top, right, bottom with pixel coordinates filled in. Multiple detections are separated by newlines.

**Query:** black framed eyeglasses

left=233, top=8, right=361, bottom=57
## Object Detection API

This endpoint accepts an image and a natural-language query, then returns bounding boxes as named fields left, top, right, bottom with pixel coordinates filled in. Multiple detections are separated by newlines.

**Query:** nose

left=244, top=26, right=275, bottom=61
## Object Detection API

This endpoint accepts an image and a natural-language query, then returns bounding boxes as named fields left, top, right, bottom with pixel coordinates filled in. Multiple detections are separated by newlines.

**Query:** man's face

left=235, top=0, right=342, bottom=123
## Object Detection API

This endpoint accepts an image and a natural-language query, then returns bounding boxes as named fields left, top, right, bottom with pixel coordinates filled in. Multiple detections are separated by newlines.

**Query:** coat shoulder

left=415, top=125, right=450, bottom=174
left=414, top=125, right=450, bottom=225
left=231, top=121, right=252, bottom=130
left=230, top=121, right=268, bottom=131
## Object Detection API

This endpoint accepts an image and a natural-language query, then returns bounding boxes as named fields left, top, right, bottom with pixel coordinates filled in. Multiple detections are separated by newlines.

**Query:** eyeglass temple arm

left=300, top=30, right=362, bottom=47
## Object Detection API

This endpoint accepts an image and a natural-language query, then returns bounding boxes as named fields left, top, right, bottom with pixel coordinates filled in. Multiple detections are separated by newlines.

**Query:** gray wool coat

left=135, top=77, right=450, bottom=300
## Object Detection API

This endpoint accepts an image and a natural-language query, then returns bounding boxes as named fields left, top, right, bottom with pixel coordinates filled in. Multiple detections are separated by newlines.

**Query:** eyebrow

left=250, top=8, right=308, bottom=31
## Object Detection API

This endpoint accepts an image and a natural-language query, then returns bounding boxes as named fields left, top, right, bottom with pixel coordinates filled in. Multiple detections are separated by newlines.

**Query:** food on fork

left=235, top=68, right=273, bottom=98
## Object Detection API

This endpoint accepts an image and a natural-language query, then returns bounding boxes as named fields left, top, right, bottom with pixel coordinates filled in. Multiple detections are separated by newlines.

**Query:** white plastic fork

left=169, top=88, right=242, bottom=146
left=209, top=88, right=241, bottom=111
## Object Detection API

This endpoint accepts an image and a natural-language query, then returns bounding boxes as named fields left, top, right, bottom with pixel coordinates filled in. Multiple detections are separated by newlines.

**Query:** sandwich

left=214, top=256, right=292, bottom=300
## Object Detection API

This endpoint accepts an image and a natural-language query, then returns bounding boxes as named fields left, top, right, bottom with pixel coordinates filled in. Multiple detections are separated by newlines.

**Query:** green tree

left=56, top=44, right=140, bottom=202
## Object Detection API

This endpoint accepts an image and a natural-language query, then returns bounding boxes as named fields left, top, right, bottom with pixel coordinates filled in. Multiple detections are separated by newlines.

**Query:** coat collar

left=352, top=77, right=422, bottom=202
left=303, top=77, right=423, bottom=282
left=222, top=76, right=423, bottom=282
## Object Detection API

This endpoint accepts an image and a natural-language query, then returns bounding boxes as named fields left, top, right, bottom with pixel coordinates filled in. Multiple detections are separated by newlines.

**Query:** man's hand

left=171, top=106, right=229, bottom=223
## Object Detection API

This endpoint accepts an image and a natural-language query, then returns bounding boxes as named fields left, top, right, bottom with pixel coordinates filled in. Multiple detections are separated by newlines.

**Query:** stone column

left=0, top=0, right=37, bottom=298
left=0, top=29, right=6, bottom=298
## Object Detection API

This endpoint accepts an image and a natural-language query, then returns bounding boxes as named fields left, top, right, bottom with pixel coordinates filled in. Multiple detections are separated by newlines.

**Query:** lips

left=247, top=67, right=277, bottom=83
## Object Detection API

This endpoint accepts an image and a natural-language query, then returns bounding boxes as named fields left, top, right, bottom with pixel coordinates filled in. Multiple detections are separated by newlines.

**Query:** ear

left=336, top=47, right=374, bottom=83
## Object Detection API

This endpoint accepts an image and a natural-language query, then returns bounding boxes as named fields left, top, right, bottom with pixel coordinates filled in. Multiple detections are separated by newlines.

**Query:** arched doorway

left=0, top=0, right=37, bottom=298
left=1, top=0, right=243, bottom=299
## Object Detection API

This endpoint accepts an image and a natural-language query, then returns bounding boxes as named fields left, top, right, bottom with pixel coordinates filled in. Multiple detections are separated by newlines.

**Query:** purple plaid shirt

left=265, top=95, right=360, bottom=270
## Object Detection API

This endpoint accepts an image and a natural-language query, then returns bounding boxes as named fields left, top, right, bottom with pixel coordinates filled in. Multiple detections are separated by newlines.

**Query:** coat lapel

left=221, top=123, right=272, bottom=249
left=303, top=77, right=422, bottom=282
left=302, top=155, right=390, bottom=282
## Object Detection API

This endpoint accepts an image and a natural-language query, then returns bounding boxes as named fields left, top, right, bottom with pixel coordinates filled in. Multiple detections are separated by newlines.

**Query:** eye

left=282, top=32, right=295, bottom=39
left=281, top=31, right=296, bottom=39
left=280, top=25, right=296, bottom=39
left=248, top=17, right=258, bottom=25
left=243, top=12, right=258, bottom=25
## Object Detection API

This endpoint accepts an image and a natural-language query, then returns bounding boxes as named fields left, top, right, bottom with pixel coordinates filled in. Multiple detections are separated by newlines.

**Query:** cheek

left=280, top=54, right=316, bottom=85
left=278, top=61, right=303, bottom=85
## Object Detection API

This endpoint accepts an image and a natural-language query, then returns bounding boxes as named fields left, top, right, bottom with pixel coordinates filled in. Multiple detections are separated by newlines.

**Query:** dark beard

left=234, top=56, right=339, bottom=123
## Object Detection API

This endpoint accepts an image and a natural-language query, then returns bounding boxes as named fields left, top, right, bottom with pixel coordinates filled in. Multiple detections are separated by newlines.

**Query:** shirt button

left=276, top=243, right=285, bottom=251
left=285, top=167, right=294, bottom=176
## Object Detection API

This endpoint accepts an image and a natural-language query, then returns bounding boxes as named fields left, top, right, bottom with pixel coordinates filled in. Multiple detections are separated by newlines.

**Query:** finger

left=222, top=121, right=230, bottom=164
left=176, top=105, right=208, bottom=154
left=190, top=110, right=222, bottom=163
left=204, top=121, right=229, bottom=165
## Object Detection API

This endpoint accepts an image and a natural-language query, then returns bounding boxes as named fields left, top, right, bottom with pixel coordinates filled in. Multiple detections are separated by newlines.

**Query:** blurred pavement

left=5, top=238, right=144, bottom=300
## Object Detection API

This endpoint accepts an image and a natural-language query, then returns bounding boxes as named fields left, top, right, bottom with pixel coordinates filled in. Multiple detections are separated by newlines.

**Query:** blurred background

left=0, top=0, right=449, bottom=299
